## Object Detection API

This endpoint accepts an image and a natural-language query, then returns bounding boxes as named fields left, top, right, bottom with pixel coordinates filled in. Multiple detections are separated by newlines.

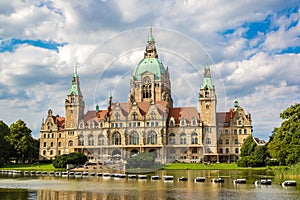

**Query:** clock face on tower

left=143, top=77, right=151, bottom=85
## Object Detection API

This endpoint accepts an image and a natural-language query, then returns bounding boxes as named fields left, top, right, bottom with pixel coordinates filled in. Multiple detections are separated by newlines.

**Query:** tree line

left=0, top=119, right=39, bottom=165
left=238, top=103, right=300, bottom=167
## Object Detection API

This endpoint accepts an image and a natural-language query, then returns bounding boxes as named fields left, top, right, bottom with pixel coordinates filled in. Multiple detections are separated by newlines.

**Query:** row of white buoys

left=0, top=170, right=297, bottom=186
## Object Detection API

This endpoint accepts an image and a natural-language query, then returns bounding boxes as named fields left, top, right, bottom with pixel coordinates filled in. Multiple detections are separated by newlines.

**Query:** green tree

left=6, top=119, right=34, bottom=164
left=268, top=103, right=300, bottom=165
left=240, top=135, right=257, bottom=157
left=0, top=120, right=10, bottom=165
left=254, top=145, right=268, bottom=163
left=238, top=135, right=267, bottom=167
left=53, top=152, right=87, bottom=168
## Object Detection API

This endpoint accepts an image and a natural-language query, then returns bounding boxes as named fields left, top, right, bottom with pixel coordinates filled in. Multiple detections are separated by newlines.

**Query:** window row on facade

left=220, top=129, right=249, bottom=135
left=219, top=147, right=239, bottom=154
left=218, top=138, right=240, bottom=145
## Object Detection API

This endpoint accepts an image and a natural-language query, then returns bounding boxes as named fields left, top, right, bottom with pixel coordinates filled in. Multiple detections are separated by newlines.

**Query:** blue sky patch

left=0, top=38, right=65, bottom=53
left=279, top=46, right=300, bottom=54
left=242, top=16, right=272, bottom=39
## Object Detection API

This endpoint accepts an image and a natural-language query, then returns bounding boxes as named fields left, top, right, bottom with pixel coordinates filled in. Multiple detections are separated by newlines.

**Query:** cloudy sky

left=0, top=0, right=299, bottom=140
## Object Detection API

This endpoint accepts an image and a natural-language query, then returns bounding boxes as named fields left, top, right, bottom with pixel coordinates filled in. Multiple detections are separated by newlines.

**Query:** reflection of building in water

left=39, top=28, right=252, bottom=163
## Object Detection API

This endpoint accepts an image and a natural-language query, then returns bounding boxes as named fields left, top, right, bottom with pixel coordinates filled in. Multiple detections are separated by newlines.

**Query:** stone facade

left=39, top=29, right=252, bottom=163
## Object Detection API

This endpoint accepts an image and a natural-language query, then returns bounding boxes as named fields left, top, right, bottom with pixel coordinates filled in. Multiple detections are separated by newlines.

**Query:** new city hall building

left=39, top=29, right=252, bottom=164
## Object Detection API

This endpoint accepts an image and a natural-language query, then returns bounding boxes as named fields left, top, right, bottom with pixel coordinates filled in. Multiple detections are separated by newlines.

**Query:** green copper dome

left=133, top=57, right=166, bottom=80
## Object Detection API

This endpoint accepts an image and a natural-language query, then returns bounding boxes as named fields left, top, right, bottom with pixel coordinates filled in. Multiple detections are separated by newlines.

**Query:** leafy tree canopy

left=6, top=119, right=34, bottom=163
left=53, top=152, right=87, bottom=168
left=240, top=135, right=257, bottom=157
left=268, top=103, right=300, bottom=165
left=0, top=121, right=10, bottom=165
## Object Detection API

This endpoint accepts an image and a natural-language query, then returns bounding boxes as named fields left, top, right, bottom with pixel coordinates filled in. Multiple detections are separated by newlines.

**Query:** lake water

left=0, top=170, right=299, bottom=200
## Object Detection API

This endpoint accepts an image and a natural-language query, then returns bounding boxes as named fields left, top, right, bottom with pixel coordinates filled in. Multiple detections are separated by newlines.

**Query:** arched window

left=98, top=134, right=104, bottom=145
left=235, top=148, right=239, bottom=154
left=58, top=150, right=61, bottom=155
left=205, top=87, right=209, bottom=97
left=244, top=129, right=247, bottom=134
left=191, top=133, right=198, bottom=144
left=239, top=129, right=242, bottom=134
left=169, top=133, right=176, bottom=144
left=130, top=132, right=139, bottom=145
left=112, top=132, right=121, bottom=145
left=50, top=142, right=54, bottom=147
left=180, top=118, right=186, bottom=126
left=58, top=142, right=61, bottom=147
left=226, top=148, right=229, bottom=154
left=43, top=142, right=46, bottom=147
left=150, top=112, right=156, bottom=120
left=206, top=138, right=211, bottom=145
left=218, top=139, right=222, bottom=144
left=132, top=112, right=138, bottom=120
left=50, top=150, right=53, bottom=155
left=169, top=118, right=175, bottom=127
left=206, top=148, right=211, bottom=153
left=235, top=139, right=239, bottom=144
left=71, top=94, right=75, bottom=103
left=78, top=135, right=84, bottom=146
left=225, top=139, right=229, bottom=144
left=68, top=140, right=73, bottom=146
left=142, top=77, right=152, bottom=98
left=115, top=113, right=120, bottom=121
left=219, top=148, right=223, bottom=153
left=148, top=131, right=157, bottom=145
left=180, top=133, right=187, bottom=144
left=191, top=148, right=197, bottom=154
left=88, top=134, right=94, bottom=146
left=43, top=150, right=46, bottom=155
left=89, top=121, right=94, bottom=129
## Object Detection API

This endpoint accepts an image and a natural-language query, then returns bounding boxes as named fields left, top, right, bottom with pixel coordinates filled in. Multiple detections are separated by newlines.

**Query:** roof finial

left=74, top=63, right=79, bottom=74
left=148, top=26, right=154, bottom=42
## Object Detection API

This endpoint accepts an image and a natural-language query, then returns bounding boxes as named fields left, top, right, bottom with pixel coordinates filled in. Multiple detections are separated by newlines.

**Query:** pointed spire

left=148, top=26, right=154, bottom=42
left=144, top=26, right=158, bottom=58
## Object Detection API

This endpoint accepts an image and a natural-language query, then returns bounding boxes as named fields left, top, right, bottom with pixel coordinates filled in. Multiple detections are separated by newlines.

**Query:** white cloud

left=0, top=0, right=299, bottom=141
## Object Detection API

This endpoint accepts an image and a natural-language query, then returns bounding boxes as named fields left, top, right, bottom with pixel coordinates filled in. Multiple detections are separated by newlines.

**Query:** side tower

left=199, top=65, right=218, bottom=162
left=128, top=28, right=173, bottom=107
left=64, top=65, right=85, bottom=130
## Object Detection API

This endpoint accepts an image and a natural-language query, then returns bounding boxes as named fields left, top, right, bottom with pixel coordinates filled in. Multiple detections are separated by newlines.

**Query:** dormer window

left=115, top=113, right=120, bottom=121
left=180, top=118, right=186, bottom=126
left=150, top=111, right=156, bottom=120
left=79, top=121, right=84, bottom=129
left=192, top=117, right=197, bottom=126
left=169, top=117, right=175, bottom=127
left=132, top=112, right=138, bottom=120
left=89, top=121, right=94, bottom=129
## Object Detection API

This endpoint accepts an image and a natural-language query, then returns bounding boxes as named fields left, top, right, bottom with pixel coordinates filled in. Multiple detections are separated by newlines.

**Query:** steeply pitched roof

left=169, top=107, right=199, bottom=124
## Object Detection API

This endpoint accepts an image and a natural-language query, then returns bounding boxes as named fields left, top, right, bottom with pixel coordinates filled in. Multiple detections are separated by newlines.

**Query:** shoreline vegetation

left=1, top=163, right=300, bottom=178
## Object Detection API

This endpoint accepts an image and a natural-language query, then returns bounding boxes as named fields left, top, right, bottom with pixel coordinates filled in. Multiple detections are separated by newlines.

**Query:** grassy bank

left=162, top=163, right=266, bottom=170
left=273, top=163, right=300, bottom=179
left=0, top=163, right=58, bottom=171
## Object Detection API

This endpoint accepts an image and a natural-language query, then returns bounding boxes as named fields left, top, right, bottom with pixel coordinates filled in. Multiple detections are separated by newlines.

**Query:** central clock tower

left=65, top=65, right=85, bottom=129
left=128, top=28, right=173, bottom=107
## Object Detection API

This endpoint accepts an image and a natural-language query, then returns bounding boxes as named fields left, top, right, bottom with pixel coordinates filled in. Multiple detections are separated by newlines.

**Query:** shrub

left=53, top=152, right=87, bottom=168
left=237, top=156, right=265, bottom=167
